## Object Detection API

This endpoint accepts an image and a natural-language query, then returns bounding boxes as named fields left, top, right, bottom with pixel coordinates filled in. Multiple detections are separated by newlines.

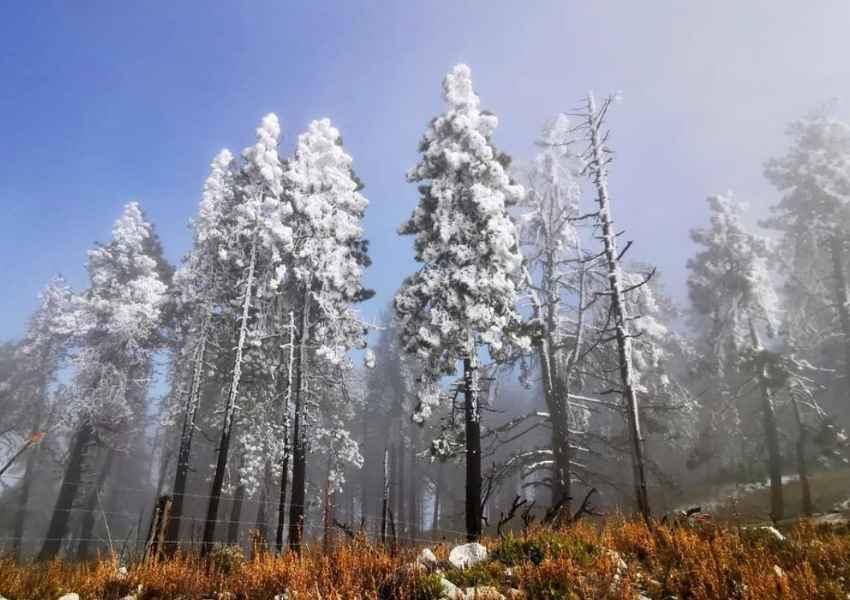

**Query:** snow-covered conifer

left=394, top=64, right=525, bottom=540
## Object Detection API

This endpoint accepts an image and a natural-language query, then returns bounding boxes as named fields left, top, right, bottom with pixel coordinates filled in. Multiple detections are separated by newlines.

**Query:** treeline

left=1, top=65, right=849, bottom=560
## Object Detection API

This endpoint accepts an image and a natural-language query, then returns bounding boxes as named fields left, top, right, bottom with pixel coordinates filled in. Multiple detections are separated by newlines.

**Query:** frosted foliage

left=285, top=118, right=370, bottom=360
left=81, top=202, right=168, bottom=357
left=396, top=64, right=527, bottom=383
left=688, top=194, right=778, bottom=370
left=765, top=111, right=850, bottom=235
left=315, top=426, right=363, bottom=492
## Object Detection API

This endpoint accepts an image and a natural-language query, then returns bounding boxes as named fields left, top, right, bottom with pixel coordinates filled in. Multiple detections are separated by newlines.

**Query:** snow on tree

left=283, top=117, right=372, bottom=551
left=39, top=202, right=170, bottom=560
left=686, top=192, right=785, bottom=520
left=394, top=64, right=527, bottom=541
left=764, top=109, right=850, bottom=401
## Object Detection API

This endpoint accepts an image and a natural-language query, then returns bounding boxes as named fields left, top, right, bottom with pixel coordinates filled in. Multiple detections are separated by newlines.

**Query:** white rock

left=813, top=512, right=849, bottom=526
left=449, top=542, right=488, bottom=569
left=773, top=564, right=785, bottom=578
left=417, top=547, right=439, bottom=568
left=57, top=595, right=80, bottom=600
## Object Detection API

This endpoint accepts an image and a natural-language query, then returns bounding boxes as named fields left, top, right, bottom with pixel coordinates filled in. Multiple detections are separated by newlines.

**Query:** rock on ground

left=448, top=542, right=488, bottom=569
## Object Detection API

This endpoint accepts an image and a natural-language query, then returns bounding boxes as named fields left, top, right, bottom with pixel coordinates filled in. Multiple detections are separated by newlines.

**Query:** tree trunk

left=165, top=315, right=210, bottom=554
left=586, top=93, right=650, bottom=520
left=227, top=482, right=246, bottom=545
left=322, top=457, right=334, bottom=552
left=791, top=395, right=814, bottom=516
left=431, top=465, right=442, bottom=535
left=288, top=288, right=311, bottom=552
left=397, top=436, right=406, bottom=539
left=381, top=447, right=390, bottom=545
left=202, top=231, right=258, bottom=555
left=38, top=420, right=94, bottom=561
left=254, top=459, right=272, bottom=550
left=76, top=448, right=115, bottom=560
left=829, top=234, right=850, bottom=391
left=464, top=339, right=482, bottom=541
left=407, top=428, right=418, bottom=538
left=275, top=310, right=295, bottom=553
left=749, top=320, right=784, bottom=522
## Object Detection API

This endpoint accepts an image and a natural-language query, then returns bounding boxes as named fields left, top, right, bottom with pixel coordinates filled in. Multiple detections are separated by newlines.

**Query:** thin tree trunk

left=431, top=465, right=442, bottom=534
left=165, top=315, right=210, bottom=553
left=202, top=230, right=258, bottom=555
left=76, top=448, right=115, bottom=560
left=586, top=93, right=650, bottom=520
left=254, top=459, right=272, bottom=549
left=322, top=457, right=334, bottom=552
left=227, top=482, right=246, bottom=545
left=276, top=310, right=295, bottom=552
left=407, top=427, right=418, bottom=538
left=288, top=288, right=311, bottom=552
left=829, top=234, right=850, bottom=390
left=38, top=420, right=94, bottom=561
left=791, top=395, right=814, bottom=516
left=749, top=320, right=784, bottom=522
left=381, top=447, right=390, bottom=545
left=397, top=435, right=406, bottom=539
left=464, top=337, right=482, bottom=541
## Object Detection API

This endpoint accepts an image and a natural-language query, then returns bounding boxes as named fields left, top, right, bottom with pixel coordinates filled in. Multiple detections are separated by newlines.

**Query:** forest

left=2, top=61, right=850, bottom=599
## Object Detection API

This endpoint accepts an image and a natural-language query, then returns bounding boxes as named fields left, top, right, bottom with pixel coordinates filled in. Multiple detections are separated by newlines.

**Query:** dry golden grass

left=2, top=517, right=849, bottom=599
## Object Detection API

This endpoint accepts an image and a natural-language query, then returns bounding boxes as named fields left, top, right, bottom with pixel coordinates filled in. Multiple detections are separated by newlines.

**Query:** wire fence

left=0, top=480, right=482, bottom=560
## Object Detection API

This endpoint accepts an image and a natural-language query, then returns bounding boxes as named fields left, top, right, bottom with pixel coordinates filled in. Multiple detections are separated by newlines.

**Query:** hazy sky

left=2, top=1, right=849, bottom=339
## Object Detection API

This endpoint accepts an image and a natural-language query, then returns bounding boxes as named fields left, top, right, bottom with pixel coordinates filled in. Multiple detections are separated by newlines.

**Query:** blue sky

left=2, top=1, right=849, bottom=339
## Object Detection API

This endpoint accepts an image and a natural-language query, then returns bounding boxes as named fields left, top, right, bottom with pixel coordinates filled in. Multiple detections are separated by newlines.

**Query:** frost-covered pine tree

left=764, top=110, right=850, bottom=400
left=687, top=193, right=784, bottom=520
left=5, top=276, right=74, bottom=557
left=283, top=118, right=372, bottom=551
left=166, top=148, right=236, bottom=550
left=200, top=114, right=293, bottom=553
left=39, top=202, right=170, bottom=560
left=394, top=64, right=526, bottom=541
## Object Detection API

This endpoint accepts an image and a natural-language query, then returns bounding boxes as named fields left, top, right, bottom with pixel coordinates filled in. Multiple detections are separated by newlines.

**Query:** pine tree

left=395, top=64, right=527, bottom=540
left=39, top=202, right=169, bottom=560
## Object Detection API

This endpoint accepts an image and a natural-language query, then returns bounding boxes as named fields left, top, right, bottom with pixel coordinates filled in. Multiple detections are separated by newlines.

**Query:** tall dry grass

left=1, top=517, right=848, bottom=599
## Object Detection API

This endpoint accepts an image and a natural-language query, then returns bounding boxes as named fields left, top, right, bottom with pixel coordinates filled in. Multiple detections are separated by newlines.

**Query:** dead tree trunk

left=165, top=315, right=210, bottom=553
left=144, top=495, right=173, bottom=562
left=288, top=288, right=311, bottom=552
left=431, top=465, right=442, bottom=535
left=38, top=420, right=95, bottom=561
left=464, top=337, right=482, bottom=541
left=585, top=93, right=650, bottom=520
left=254, top=459, right=272, bottom=549
left=202, top=228, right=258, bottom=555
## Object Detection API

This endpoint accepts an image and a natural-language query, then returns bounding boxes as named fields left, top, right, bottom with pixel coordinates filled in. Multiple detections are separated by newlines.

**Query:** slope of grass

left=2, top=516, right=850, bottom=599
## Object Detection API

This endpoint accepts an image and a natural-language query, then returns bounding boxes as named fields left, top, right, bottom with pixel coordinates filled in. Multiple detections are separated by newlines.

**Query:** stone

left=448, top=542, right=488, bottom=569
left=57, top=595, right=80, bottom=600
left=757, top=526, right=786, bottom=542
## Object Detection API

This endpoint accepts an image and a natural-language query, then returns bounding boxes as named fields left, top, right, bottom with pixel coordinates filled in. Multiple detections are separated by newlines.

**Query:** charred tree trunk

left=586, top=93, right=650, bottom=520
left=202, top=229, right=258, bottom=555
left=38, top=420, right=94, bottom=561
left=76, top=448, right=115, bottom=560
left=830, top=235, right=850, bottom=392
left=13, top=397, right=45, bottom=559
left=165, top=316, right=210, bottom=553
left=227, top=482, right=246, bottom=545
left=407, top=428, right=418, bottom=538
left=464, top=339, right=482, bottom=541
left=288, top=288, right=311, bottom=552
left=396, top=437, right=406, bottom=539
